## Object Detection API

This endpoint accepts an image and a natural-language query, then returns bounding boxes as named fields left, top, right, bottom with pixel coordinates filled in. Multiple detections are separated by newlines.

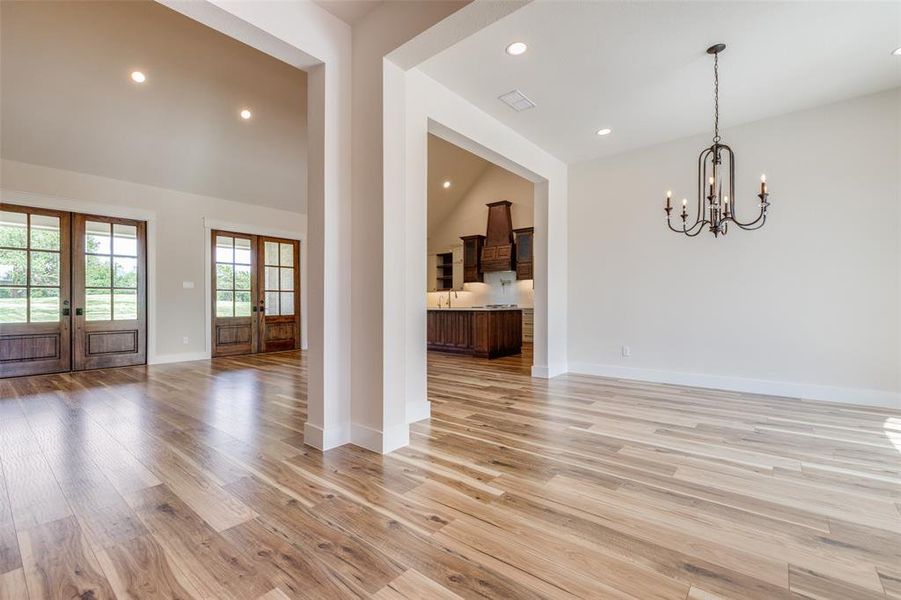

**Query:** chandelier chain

left=713, top=51, right=720, bottom=144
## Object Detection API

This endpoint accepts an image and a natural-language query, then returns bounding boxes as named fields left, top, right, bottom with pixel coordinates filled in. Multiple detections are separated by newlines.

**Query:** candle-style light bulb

left=723, top=195, right=730, bottom=215
left=682, top=198, right=687, bottom=207
left=665, top=190, right=672, bottom=210
left=760, top=174, right=767, bottom=194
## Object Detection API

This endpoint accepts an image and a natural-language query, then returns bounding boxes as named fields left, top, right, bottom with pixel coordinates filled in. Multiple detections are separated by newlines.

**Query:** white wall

left=1, top=158, right=308, bottom=362
left=427, top=163, right=534, bottom=309
left=568, top=89, right=901, bottom=407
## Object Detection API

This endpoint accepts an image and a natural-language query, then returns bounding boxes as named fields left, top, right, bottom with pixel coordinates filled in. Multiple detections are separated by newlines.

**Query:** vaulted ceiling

left=1, top=0, right=308, bottom=212
left=427, top=134, right=492, bottom=235
left=420, top=0, right=901, bottom=163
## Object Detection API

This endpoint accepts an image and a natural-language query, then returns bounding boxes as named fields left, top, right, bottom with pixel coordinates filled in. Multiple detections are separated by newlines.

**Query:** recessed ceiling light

left=893, top=46, right=901, bottom=56
left=506, top=42, right=527, bottom=56
left=443, top=180, right=451, bottom=189
left=240, top=109, right=252, bottom=120
left=130, top=71, right=146, bottom=83
left=596, top=128, right=612, bottom=136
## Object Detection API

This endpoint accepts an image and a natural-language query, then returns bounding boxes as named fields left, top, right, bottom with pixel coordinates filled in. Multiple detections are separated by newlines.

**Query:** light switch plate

left=182, top=281, right=195, bottom=289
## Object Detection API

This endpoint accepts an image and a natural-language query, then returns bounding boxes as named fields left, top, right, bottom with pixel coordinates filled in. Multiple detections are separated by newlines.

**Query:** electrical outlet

left=621, top=345, right=631, bottom=357
left=182, top=336, right=189, bottom=345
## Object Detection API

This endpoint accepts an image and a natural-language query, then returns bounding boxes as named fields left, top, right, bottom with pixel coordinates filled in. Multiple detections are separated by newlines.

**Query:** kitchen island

left=427, top=307, right=522, bottom=358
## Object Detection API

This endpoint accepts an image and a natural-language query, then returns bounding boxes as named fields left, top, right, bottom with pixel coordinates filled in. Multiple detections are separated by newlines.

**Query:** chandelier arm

left=666, top=217, right=709, bottom=237
left=728, top=205, right=766, bottom=228
left=682, top=221, right=709, bottom=237
left=731, top=215, right=767, bottom=231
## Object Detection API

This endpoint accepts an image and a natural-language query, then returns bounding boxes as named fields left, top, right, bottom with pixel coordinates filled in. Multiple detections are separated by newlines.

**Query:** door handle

left=62, top=308, right=70, bottom=316
left=75, top=308, right=84, bottom=316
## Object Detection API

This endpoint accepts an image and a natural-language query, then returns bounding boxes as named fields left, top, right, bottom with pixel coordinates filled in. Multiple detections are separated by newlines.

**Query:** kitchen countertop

left=427, top=306, right=522, bottom=312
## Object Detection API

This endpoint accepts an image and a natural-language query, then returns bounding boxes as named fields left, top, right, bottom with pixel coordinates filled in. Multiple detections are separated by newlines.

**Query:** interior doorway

left=211, top=229, right=301, bottom=358
left=1, top=203, right=147, bottom=377
left=425, top=134, right=536, bottom=371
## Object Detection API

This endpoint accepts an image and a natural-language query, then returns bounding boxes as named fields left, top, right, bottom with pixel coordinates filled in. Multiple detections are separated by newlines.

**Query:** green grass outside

left=0, top=292, right=138, bottom=323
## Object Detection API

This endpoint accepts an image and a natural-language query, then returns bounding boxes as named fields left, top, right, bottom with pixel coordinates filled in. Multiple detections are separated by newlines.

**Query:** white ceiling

left=1, top=1, right=308, bottom=213
left=419, top=1, right=901, bottom=164
left=428, top=134, right=492, bottom=233
left=314, top=0, right=383, bottom=25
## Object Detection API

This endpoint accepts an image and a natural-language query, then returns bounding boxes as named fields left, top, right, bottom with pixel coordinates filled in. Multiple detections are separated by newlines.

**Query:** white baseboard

left=406, top=401, right=431, bottom=424
left=567, top=362, right=901, bottom=409
left=532, top=363, right=567, bottom=379
left=303, top=422, right=350, bottom=451
left=148, top=351, right=210, bottom=365
left=350, top=422, right=409, bottom=454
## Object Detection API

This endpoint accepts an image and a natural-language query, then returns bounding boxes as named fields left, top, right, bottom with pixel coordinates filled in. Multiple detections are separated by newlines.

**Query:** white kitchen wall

left=428, top=163, right=534, bottom=308
left=1, top=158, right=308, bottom=361
left=568, top=88, right=900, bottom=406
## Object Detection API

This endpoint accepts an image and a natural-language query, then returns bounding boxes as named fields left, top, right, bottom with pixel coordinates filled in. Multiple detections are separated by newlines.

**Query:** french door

left=0, top=204, right=147, bottom=377
left=72, top=214, right=147, bottom=370
left=211, top=230, right=300, bottom=358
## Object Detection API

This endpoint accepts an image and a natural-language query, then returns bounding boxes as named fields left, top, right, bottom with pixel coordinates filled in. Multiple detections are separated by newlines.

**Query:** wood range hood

left=480, top=201, right=515, bottom=272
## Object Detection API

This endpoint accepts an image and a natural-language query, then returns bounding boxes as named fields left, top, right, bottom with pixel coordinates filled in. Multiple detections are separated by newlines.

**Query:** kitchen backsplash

left=427, top=270, right=533, bottom=308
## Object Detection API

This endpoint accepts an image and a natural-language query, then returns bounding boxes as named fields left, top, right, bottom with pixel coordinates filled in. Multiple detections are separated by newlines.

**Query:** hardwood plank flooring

left=1, top=348, right=899, bottom=598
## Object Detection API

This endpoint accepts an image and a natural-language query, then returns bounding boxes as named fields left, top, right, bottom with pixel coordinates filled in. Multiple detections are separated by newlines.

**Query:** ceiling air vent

left=498, top=89, right=535, bottom=112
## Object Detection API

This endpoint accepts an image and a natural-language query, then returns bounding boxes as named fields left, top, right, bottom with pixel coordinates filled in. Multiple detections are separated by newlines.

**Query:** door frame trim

left=0, top=189, right=161, bottom=363
left=202, top=217, right=306, bottom=358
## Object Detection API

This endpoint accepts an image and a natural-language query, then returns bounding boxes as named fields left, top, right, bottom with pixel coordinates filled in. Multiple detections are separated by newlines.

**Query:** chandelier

left=665, top=43, right=770, bottom=237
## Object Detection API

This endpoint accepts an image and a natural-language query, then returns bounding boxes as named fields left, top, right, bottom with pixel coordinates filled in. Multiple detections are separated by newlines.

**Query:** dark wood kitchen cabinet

left=460, top=235, right=485, bottom=283
left=427, top=309, right=522, bottom=358
left=514, top=226, right=533, bottom=280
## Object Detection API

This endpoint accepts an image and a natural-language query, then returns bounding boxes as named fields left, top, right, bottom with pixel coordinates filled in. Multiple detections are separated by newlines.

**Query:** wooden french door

left=258, top=236, right=300, bottom=352
left=1, top=206, right=147, bottom=377
left=211, top=231, right=300, bottom=358
left=72, top=214, right=147, bottom=370
left=0, top=205, right=72, bottom=377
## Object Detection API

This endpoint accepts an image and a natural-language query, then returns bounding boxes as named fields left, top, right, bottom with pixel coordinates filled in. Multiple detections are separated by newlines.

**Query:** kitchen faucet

left=443, top=289, right=457, bottom=308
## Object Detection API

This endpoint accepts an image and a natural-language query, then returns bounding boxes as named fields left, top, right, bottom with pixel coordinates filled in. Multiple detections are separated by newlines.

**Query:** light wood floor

left=0, top=349, right=899, bottom=599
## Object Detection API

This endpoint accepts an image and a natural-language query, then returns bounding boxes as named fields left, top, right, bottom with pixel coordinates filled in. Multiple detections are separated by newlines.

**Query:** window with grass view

left=216, top=236, right=253, bottom=317
left=0, top=210, right=62, bottom=323
left=85, top=221, right=138, bottom=320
